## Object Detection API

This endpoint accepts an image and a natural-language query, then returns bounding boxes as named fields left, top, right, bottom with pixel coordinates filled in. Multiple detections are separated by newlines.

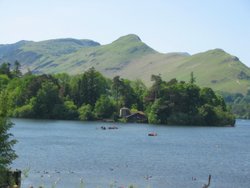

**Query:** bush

left=198, top=104, right=218, bottom=126
left=147, top=99, right=161, bottom=124
left=0, top=74, right=9, bottom=90
left=64, top=100, right=78, bottom=119
left=214, top=107, right=235, bottom=126
left=12, top=104, right=34, bottom=118
left=53, top=101, right=78, bottom=120
left=78, top=104, right=95, bottom=121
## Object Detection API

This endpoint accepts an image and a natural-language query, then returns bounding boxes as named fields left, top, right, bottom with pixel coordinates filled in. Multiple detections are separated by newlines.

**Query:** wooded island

left=0, top=62, right=235, bottom=126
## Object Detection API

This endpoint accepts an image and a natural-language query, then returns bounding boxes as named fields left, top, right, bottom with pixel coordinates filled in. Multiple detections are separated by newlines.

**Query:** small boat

left=108, top=126, right=118, bottom=130
left=148, top=132, right=157, bottom=136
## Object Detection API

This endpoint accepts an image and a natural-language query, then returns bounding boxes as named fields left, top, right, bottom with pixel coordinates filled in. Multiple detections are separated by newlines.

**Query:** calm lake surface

left=11, top=119, right=250, bottom=188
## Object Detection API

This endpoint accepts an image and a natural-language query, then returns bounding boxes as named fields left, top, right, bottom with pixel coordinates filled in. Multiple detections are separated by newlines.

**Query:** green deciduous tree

left=32, top=81, right=62, bottom=119
left=0, top=74, right=9, bottom=90
left=12, top=60, right=22, bottom=78
left=111, top=76, right=138, bottom=108
left=95, top=95, right=115, bottom=119
left=150, top=74, right=163, bottom=100
left=78, top=104, right=95, bottom=121
left=71, top=67, right=108, bottom=107
left=189, top=71, right=196, bottom=84
left=148, top=99, right=162, bottom=124
left=131, top=79, right=147, bottom=110
left=0, top=62, right=11, bottom=78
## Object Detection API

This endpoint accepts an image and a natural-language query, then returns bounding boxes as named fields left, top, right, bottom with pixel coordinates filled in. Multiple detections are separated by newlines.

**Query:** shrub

left=12, top=104, right=34, bottom=118
left=78, top=104, right=95, bottom=121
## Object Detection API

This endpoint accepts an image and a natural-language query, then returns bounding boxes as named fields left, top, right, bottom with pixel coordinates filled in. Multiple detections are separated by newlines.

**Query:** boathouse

left=126, top=111, right=147, bottom=123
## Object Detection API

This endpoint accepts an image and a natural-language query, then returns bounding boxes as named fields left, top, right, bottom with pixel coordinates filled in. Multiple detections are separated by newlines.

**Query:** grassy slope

left=14, top=38, right=100, bottom=73
left=107, top=47, right=250, bottom=94
left=0, top=35, right=250, bottom=94
left=49, top=34, right=157, bottom=74
left=162, top=49, right=250, bottom=93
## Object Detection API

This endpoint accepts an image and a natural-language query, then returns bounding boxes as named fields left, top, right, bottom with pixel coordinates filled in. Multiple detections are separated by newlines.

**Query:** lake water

left=10, top=119, right=250, bottom=188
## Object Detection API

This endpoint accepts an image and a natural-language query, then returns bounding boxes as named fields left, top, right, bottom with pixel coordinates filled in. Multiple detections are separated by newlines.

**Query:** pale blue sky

left=0, top=0, right=250, bottom=66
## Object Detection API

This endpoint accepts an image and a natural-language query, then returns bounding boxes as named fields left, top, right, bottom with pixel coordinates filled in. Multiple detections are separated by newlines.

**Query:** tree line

left=0, top=61, right=235, bottom=126
left=221, top=91, right=250, bottom=119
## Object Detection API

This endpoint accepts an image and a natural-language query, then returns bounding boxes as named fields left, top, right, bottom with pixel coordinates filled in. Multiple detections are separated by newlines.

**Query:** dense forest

left=0, top=61, right=235, bottom=126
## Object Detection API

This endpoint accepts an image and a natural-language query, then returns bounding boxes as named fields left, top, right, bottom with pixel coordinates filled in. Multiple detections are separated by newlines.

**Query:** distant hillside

left=0, top=34, right=250, bottom=94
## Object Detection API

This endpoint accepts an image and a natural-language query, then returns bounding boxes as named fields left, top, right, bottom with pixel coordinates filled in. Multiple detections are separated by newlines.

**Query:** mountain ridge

left=0, top=34, right=249, bottom=94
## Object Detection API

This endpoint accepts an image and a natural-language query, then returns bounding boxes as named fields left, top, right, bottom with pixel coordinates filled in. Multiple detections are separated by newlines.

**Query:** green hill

left=0, top=34, right=249, bottom=94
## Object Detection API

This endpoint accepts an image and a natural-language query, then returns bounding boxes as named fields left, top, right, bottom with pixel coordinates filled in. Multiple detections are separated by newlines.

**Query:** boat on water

left=148, top=132, right=157, bottom=136
left=100, top=126, right=118, bottom=130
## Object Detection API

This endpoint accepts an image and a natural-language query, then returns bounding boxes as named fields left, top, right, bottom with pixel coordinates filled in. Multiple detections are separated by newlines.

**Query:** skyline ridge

left=0, top=33, right=249, bottom=94
left=0, top=33, right=247, bottom=67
